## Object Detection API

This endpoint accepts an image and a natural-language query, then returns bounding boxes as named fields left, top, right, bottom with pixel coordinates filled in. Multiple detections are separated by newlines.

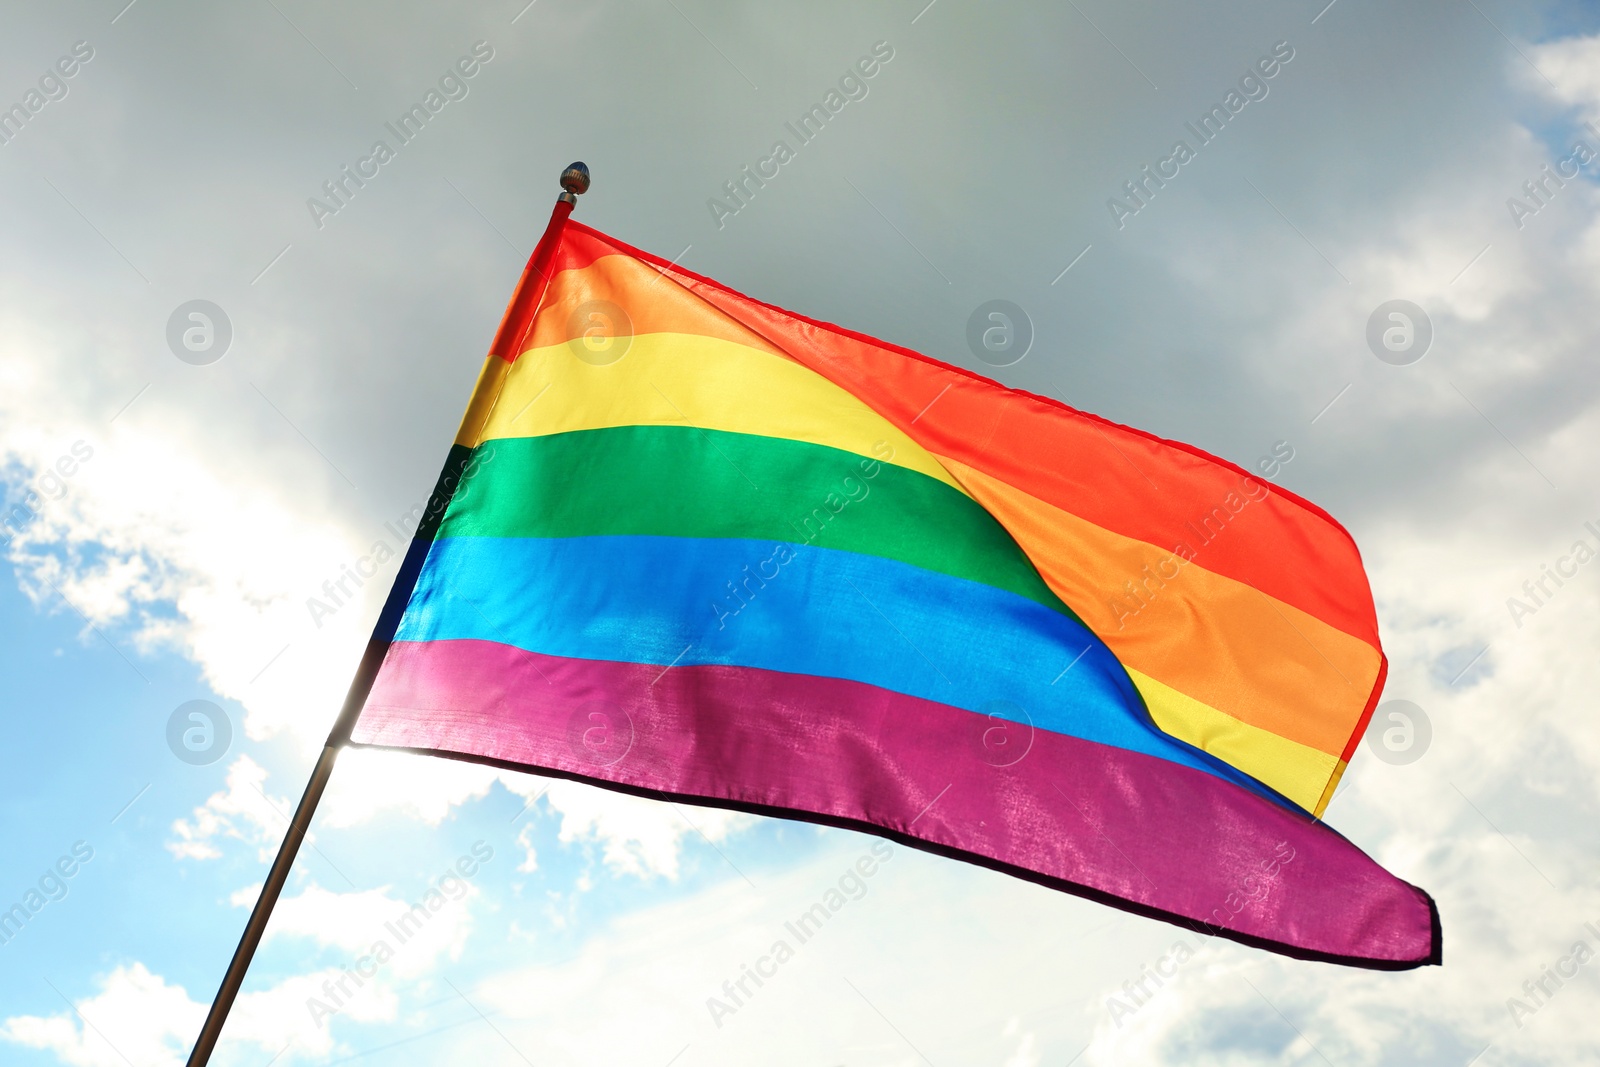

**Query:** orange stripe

left=942, top=460, right=1381, bottom=758
left=525, top=249, right=787, bottom=360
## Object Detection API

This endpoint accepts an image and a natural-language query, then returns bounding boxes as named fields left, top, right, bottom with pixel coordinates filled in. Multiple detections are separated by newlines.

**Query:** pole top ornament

left=559, top=162, right=590, bottom=203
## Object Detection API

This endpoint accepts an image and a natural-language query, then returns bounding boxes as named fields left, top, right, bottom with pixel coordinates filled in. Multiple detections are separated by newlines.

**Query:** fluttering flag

left=343, top=192, right=1439, bottom=969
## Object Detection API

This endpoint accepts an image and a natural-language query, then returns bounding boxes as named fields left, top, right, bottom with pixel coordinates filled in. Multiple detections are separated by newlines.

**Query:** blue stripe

left=397, top=534, right=1283, bottom=799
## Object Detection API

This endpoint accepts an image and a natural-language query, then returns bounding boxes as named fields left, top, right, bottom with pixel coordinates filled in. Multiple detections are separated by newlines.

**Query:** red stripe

left=355, top=639, right=1437, bottom=967
left=488, top=199, right=574, bottom=361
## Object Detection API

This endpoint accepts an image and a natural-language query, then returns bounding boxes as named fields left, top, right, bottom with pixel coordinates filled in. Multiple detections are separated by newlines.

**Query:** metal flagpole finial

left=558, top=161, right=590, bottom=204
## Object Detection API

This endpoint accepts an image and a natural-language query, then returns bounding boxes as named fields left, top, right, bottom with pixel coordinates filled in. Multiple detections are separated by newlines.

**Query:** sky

left=2, top=0, right=1600, bottom=1063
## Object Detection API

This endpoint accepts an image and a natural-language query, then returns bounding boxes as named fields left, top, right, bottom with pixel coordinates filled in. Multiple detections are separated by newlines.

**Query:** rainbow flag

left=346, top=200, right=1438, bottom=967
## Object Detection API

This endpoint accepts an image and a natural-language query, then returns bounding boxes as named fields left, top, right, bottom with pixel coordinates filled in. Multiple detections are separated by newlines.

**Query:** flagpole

left=183, top=162, right=589, bottom=1067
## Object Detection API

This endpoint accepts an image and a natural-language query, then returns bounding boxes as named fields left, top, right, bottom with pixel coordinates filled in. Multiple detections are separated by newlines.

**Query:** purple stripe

left=355, top=639, right=1437, bottom=966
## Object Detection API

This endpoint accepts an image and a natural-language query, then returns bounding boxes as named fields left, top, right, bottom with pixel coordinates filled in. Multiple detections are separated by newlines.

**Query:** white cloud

left=515, top=822, right=539, bottom=873
left=229, top=967, right=397, bottom=1059
left=1529, top=33, right=1600, bottom=121
left=247, top=880, right=480, bottom=981
left=0, top=340, right=373, bottom=754
left=1001, top=1023, right=1042, bottom=1067
left=0, top=963, right=202, bottom=1067
left=317, top=747, right=503, bottom=828
left=539, top=778, right=753, bottom=881
left=318, top=749, right=752, bottom=880
left=167, top=755, right=293, bottom=862
left=0, top=960, right=402, bottom=1066
left=165, top=742, right=756, bottom=886
left=454, top=835, right=1127, bottom=1064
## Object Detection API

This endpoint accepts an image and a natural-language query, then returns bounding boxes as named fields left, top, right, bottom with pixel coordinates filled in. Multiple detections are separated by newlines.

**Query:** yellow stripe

left=1128, top=668, right=1339, bottom=811
left=1314, top=759, right=1350, bottom=817
left=454, top=355, right=512, bottom=448
left=458, top=334, right=966, bottom=493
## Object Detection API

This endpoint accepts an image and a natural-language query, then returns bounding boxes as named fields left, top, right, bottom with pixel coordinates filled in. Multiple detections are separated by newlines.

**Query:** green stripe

left=441, top=425, right=1076, bottom=618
